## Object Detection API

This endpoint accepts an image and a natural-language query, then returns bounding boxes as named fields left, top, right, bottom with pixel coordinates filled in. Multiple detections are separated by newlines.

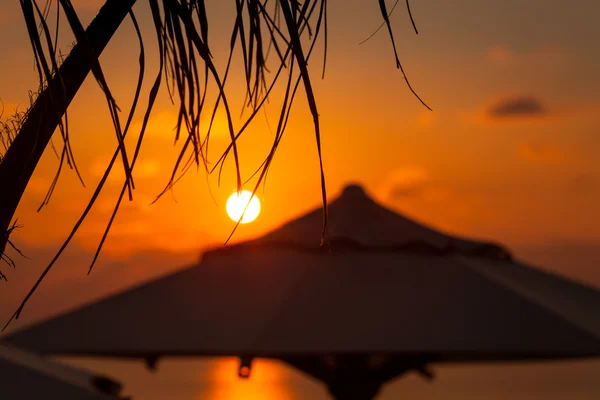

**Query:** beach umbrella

left=6, top=184, right=600, bottom=400
left=0, top=343, right=127, bottom=399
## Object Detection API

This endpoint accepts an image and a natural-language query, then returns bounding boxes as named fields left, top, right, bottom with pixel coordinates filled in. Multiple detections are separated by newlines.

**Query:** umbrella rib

left=455, top=256, right=600, bottom=340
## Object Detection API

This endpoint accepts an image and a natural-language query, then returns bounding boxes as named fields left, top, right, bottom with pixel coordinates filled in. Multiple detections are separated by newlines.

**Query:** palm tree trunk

left=0, top=0, right=137, bottom=259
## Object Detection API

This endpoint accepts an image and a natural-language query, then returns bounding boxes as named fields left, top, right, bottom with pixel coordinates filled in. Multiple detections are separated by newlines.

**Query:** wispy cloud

left=517, top=142, right=573, bottom=165
left=486, top=46, right=516, bottom=65
left=488, top=96, right=546, bottom=119
left=485, top=45, right=572, bottom=69
left=381, top=166, right=429, bottom=200
left=378, top=166, right=450, bottom=204
left=461, top=97, right=600, bottom=126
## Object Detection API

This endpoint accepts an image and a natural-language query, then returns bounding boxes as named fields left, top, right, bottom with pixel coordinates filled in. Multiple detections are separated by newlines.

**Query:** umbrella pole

left=282, top=355, right=429, bottom=400
left=280, top=356, right=386, bottom=400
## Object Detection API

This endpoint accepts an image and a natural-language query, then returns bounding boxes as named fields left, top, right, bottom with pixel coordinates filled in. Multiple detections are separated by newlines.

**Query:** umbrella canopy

left=0, top=343, right=126, bottom=399
left=6, top=184, right=600, bottom=399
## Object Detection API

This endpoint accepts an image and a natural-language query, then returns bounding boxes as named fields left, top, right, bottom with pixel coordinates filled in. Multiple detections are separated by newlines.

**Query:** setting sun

left=226, top=190, right=261, bottom=224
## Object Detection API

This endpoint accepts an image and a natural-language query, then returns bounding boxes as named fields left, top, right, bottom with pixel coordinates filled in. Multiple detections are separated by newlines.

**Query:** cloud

left=487, top=96, right=546, bottom=119
left=486, top=46, right=516, bottom=65
left=378, top=167, right=450, bottom=205
left=381, top=166, right=429, bottom=200
left=459, top=95, right=554, bottom=125
left=517, top=142, right=573, bottom=165
left=72, top=197, right=218, bottom=256
left=461, top=97, right=599, bottom=126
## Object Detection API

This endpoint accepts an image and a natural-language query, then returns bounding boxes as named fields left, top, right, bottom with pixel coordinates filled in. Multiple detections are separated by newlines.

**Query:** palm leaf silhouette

left=0, top=0, right=430, bottom=328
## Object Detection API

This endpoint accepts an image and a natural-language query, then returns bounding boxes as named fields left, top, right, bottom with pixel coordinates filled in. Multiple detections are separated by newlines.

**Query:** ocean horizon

left=60, top=356, right=600, bottom=399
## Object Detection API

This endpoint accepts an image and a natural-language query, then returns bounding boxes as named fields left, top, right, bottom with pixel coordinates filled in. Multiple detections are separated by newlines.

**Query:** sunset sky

left=1, top=0, right=600, bottom=254
left=1, top=1, right=600, bottom=398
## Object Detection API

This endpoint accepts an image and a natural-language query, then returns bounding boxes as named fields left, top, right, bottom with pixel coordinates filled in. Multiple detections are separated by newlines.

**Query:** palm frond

left=2, top=0, right=431, bottom=328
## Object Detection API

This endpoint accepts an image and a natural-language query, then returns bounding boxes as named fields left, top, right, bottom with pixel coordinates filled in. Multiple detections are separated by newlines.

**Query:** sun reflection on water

left=198, top=358, right=297, bottom=400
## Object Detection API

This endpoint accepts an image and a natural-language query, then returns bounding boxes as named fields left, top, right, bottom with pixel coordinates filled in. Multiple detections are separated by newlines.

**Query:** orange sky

left=2, top=2, right=600, bottom=399
left=0, top=0, right=599, bottom=292
left=0, top=0, right=599, bottom=288
left=2, top=0, right=600, bottom=260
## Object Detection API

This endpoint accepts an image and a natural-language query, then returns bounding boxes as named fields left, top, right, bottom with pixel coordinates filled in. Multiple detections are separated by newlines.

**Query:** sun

left=226, top=190, right=261, bottom=224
